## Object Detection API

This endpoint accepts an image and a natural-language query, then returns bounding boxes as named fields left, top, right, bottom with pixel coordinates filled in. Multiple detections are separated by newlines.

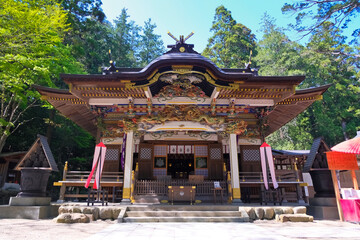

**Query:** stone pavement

left=1, top=218, right=360, bottom=240
left=85, top=221, right=360, bottom=240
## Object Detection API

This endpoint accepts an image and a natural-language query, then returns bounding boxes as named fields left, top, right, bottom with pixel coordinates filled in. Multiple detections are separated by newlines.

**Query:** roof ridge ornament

left=166, top=31, right=198, bottom=54
left=102, top=49, right=117, bottom=75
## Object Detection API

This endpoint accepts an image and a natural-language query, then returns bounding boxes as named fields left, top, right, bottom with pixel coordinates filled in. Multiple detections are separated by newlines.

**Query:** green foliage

left=282, top=0, right=360, bottom=43
left=266, top=119, right=313, bottom=150
left=254, top=13, right=305, bottom=76
left=300, top=22, right=360, bottom=145
left=49, top=115, right=95, bottom=169
left=138, top=19, right=166, bottom=67
left=203, top=5, right=257, bottom=68
left=265, top=19, right=359, bottom=149
left=60, top=0, right=112, bottom=73
left=2, top=1, right=165, bottom=173
left=62, top=5, right=165, bottom=72
left=111, top=8, right=141, bottom=68
left=256, top=14, right=313, bottom=149
left=0, top=0, right=82, bottom=154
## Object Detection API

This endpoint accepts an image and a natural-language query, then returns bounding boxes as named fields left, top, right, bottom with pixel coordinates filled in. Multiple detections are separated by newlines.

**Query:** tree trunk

left=0, top=132, right=9, bottom=154
left=46, top=109, right=55, bottom=145
left=341, top=120, right=348, bottom=140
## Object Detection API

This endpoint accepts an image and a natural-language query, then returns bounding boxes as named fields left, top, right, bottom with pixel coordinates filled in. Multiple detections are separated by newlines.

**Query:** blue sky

left=101, top=0, right=355, bottom=53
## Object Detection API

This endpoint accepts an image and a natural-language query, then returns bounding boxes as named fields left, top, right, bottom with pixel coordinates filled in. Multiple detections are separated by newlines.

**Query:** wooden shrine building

left=35, top=37, right=330, bottom=204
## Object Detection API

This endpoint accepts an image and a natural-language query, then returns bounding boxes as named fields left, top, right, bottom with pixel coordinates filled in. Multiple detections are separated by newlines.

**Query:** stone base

left=9, top=197, right=51, bottom=206
left=309, top=197, right=337, bottom=206
left=120, top=198, right=131, bottom=205
left=307, top=197, right=339, bottom=220
left=307, top=206, right=339, bottom=220
left=0, top=205, right=59, bottom=219
left=232, top=199, right=243, bottom=205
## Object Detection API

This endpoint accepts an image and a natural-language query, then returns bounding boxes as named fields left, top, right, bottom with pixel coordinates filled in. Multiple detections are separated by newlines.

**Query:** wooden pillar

left=121, top=131, right=134, bottom=203
left=351, top=170, right=359, bottom=190
left=58, top=161, right=68, bottom=202
left=229, top=133, right=242, bottom=203
left=331, top=169, right=344, bottom=221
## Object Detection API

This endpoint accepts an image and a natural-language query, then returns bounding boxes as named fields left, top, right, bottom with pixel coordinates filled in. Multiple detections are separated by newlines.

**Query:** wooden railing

left=239, top=170, right=300, bottom=182
left=135, top=179, right=227, bottom=196
left=53, top=161, right=124, bottom=201
left=63, top=171, right=124, bottom=183
left=238, top=170, right=306, bottom=203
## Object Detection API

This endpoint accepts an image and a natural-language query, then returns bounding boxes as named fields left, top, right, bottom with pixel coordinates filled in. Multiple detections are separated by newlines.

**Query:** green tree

left=0, top=0, right=82, bottom=154
left=301, top=22, right=360, bottom=145
left=60, top=0, right=113, bottom=74
left=138, top=19, right=165, bottom=67
left=112, top=8, right=141, bottom=68
left=282, top=0, right=360, bottom=59
left=255, top=14, right=312, bottom=149
left=254, top=13, right=305, bottom=76
left=203, top=5, right=257, bottom=68
left=264, top=20, right=359, bottom=149
left=282, top=0, right=360, bottom=38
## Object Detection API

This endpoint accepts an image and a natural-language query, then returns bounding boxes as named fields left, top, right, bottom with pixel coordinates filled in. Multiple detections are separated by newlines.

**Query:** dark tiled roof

left=303, top=137, right=322, bottom=172
left=272, top=149, right=310, bottom=156
left=38, top=135, right=58, bottom=172
left=15, top=135, right=58, bottom=172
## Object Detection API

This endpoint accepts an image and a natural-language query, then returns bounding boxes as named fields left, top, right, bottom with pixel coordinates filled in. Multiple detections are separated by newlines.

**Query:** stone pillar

left=229, top=133, right=242, bottom=204
left=121, top=131, right=134, bottom=204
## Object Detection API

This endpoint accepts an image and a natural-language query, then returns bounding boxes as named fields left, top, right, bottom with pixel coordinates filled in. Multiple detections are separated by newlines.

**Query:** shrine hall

left=35, top=36, right=330, bottom=204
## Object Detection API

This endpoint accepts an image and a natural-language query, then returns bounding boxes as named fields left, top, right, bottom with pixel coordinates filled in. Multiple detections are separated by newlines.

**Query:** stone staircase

left=120, top=205, right=249, bottom=223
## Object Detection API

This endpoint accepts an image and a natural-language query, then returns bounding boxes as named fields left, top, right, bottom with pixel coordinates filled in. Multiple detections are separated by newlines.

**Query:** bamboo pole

left=331, top=169, right=344, bottom=221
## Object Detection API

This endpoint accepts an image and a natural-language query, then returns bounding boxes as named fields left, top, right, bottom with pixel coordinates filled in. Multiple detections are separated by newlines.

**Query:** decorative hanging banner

left=260, top=145, right=269, bottom=190
left=120, top=133, right=127, bottom=171
left=94, top=144, right=106, bottom=189
left=259, top=142, right=278, bottom=190
left=265, top=144, right=278, bottom=189
left=85, top=142, right=107, bottom=189
left=85, top=159, right=98, bottom=189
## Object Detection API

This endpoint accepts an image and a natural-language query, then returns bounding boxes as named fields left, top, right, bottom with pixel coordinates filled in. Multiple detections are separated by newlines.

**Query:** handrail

left=239, top=170, right=300, bottom=182
left=63, top=171, right=124, bottom=182
left=66, top=171, right=123, bottom=174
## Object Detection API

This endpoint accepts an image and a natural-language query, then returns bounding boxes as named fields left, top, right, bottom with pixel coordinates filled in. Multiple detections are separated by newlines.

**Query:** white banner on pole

left=259, top=146, right=269, bottom=190
left=260, top=142, right=278, bottom=190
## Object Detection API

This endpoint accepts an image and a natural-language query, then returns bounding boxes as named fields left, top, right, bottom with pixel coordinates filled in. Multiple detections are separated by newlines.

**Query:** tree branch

left=10, top=117, right=37, bottom=135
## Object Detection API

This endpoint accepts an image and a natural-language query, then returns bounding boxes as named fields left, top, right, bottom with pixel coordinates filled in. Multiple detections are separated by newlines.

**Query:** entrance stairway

left=121, top=205, right=250, bottom=223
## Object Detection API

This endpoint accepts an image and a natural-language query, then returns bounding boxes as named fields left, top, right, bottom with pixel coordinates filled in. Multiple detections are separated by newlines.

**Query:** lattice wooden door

left=102, top=146, right=120, bottom=172
left=208, top=143, right=224, bottom=180
left=138, top=143, right=153, bottom=179
left=240, top=145, right=261, bottom=172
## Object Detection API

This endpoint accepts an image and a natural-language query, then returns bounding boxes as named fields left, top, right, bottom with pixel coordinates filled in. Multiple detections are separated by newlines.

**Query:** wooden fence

left=135, top=179, right=227, bottom=196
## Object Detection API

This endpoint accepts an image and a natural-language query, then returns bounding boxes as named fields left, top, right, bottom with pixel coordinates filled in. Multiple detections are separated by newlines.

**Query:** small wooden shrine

left=35, top=36, right=330, bottom=203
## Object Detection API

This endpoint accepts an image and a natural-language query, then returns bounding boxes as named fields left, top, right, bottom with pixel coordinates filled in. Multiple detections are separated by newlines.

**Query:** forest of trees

left=1, top=0, right=359, bottom=172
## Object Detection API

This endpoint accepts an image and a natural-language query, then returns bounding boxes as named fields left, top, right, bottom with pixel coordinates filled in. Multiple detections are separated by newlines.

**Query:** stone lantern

left=9, top=135, right=58, bottom=206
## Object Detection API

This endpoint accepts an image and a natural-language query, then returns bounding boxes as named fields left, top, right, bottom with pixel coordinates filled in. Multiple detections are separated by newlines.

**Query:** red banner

left=326, top=151, right=359, bottom=170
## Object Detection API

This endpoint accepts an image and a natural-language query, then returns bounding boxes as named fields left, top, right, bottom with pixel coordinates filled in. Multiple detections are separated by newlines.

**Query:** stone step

left=125, top=210, right=242, bottom=217
left=127, top=205, right=239, bottom=212
left=133, top=195, right=162, bottom=204
left=123, top=216, right=249, bottom=223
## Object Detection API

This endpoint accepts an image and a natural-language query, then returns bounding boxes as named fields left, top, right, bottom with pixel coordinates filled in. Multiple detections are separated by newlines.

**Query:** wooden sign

left=326, top=151, right=359, bottom=170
